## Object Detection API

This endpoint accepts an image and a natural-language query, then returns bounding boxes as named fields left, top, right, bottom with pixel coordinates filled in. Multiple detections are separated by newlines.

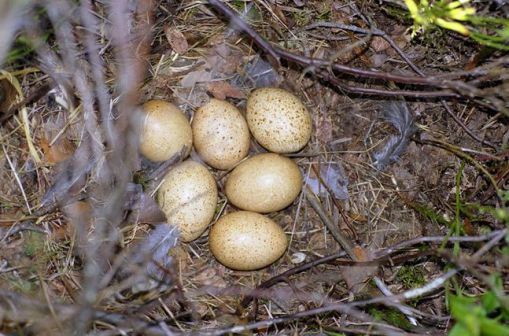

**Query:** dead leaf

left=39, top=136, right=74, bottom=165
left=206, top=81, right=245, bottom=100
left=205, top=42, right=243, bottom=75
left=125, top=183, right=166, bottom=225
left=349, top=212, right=368, bottom=223
left=273, top=5, right=288, bottom=26
left=370, top=36, right=390, bottom=52
left=193, top=267, right=227, bottom=288
left=353, top=245, right=369, bottom=261
left=371, top=53, right=388, bottom=68
left=315, top=111, right=333, bottom=144
left=62, top=201, right=92, bottom=242
left=0, top=209, right=23, bottom=227
left=341, top=246, right=378, bottom=293
left=463, top=218, right=477, bottom=236
left=164, top=26, right=189, bottom=54
left=180, top=70, right=212, bottom=88
left=0, top=79, right=17, bottom=113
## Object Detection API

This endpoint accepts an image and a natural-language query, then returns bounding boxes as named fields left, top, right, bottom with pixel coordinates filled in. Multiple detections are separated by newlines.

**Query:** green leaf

left=449, top=294, right=482, bottom=336
left=449, top=322, right=474, bottom=336
left=482, top=291, right=500, bottom=314
left=479, top=316, right=509, bottom=336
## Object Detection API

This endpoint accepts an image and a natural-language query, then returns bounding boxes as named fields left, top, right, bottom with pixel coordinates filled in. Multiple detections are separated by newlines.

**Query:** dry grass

left=0, top=0, right=508, bottom=335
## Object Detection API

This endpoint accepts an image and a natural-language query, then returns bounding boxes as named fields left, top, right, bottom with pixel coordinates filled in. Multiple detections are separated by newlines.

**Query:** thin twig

left=303, top=20, right=498, bottom=148
left=2, top=143, right=32, bottom=214
left=207, top=0, right=482, bottom=100
left=375, top=229, right=507, bottom=258
left=305, top=185, right=357, bottom=259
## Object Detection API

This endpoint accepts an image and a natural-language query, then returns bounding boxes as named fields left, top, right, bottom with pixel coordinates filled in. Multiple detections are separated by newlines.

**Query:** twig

left=373, top=276, right=418, bottom=326
left=303, top=21, right=498, bottom=148
left=311, top=164, right=358, bottom=241
left=202, top=302, right=408, bottom=336
left=239, top=250, right=348, bottom=309
left=208, top=0, right=280, bottom=66
left=375, top=229, right=507, bottom=258
left=207, top=0, right=481, bottom=100
left=2, top=143, right=32, bottom=214
left=415, top=137, right=499, bottom=194
left=1, top=80, right=53, bottom=124
left=305, top=185, right=357, bottom=259
left=357, top=228, right=506, bottom=307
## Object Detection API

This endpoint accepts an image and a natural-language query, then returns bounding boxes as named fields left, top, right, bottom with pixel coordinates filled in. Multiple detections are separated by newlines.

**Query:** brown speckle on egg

left=225, top=153, right=303, bottom=213
left=192, top=99, right=250, bottom=170
left=246, top=88, right=312, bottom=153
left=209, top=211, right=288, bottom=270
left=140, top=100, right=192, bottom=162
left=158, top=160, right=218, bottom=242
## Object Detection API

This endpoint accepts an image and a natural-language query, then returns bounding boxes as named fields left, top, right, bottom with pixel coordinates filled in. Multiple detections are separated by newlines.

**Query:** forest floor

left=0, top=0, right=508, bottom=335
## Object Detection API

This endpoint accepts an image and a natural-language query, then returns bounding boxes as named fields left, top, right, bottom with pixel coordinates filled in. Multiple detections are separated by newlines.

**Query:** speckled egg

left=158, top=160, right=218, bottom=242
left=192, top=99, right=250, bottom=170
left=209, top=211, right=288, bottom=270
left=140, top=100, right=192, bottom=162
left=225, top=153, right=303, bottom=213
left=246, top=88, right=312, bottom=153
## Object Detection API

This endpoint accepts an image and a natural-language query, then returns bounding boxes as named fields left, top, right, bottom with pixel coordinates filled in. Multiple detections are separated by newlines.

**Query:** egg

left=192, top=99, right=250, bottom=170
left=140, top=100, right=193, bottom=162
left=246, top=87, right=312, bottom=153
left=157, top=160, right=218, bottom=242
left=209, top=211, right=288, bottom=270
left=225, top=153, right=303, bottom=213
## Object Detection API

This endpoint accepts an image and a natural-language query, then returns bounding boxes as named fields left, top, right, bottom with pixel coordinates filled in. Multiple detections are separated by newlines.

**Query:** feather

left=130, top=224, right=179, bottom=292
left=137, top=224, right=179, bottom=279
left=373, top=101, right=416, bottom=170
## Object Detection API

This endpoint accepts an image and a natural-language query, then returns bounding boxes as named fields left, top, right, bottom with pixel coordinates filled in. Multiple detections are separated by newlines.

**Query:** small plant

left=447, top=195, right=509, bottom=336
left=403, top=0, right=509, bottom=50
left=448, top=274, right=509, bottom=336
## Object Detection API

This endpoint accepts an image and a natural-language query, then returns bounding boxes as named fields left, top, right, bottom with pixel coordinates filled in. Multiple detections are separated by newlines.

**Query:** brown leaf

left=463, top=218, right=477, bottom=236
left=164, top=26, right=189, bottom=54
left=62, top=201, right=92, bottom=242
left=206, top=81, right=245, bottom=100
left=341, top=246, right=378, bottom=293
left=125, top=183, right=166, bottom=225
left=0, top=79, right=17, bottom=113
left=273, top=5, right=288, bottom=26
left=39, top=136, right=74, bottom=165
left=180, top=70, right=212, bottom=88
left=0, top=209, right=23, bottom=227
left=205, top=42, right=244, bottom=75
left=370, top=36, right=390, bottom=52
left=315, top=111, right=333, bottom=144
left=353, top=245, right=369, bottom=261
left=192, top=267, right=227, bottom=288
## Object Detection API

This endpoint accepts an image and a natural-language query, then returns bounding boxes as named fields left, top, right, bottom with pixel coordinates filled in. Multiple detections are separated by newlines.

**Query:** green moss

left=397, top=265, right=426, bottom=290
left=23, top=231, right=45, bottom=258
left=231, top=1, right=262, bottom=22
left=317, top=9, right=331, bottom=21
left=133, top=171, right=150, bottom=190
left=292, top=10, right=312, bottom=27
left=407, top=200, right=452, bottom=227
left=5, top=275, right=37, bottom=295
left=368, top=306, right=414, bottom=331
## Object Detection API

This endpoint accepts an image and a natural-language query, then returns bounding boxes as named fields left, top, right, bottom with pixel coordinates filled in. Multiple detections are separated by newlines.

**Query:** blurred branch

left=0, top=1, right=27, bottom=64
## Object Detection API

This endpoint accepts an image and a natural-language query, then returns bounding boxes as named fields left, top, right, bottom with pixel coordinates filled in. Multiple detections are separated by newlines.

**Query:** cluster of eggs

left=140, top=88, right=312, bottom=271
